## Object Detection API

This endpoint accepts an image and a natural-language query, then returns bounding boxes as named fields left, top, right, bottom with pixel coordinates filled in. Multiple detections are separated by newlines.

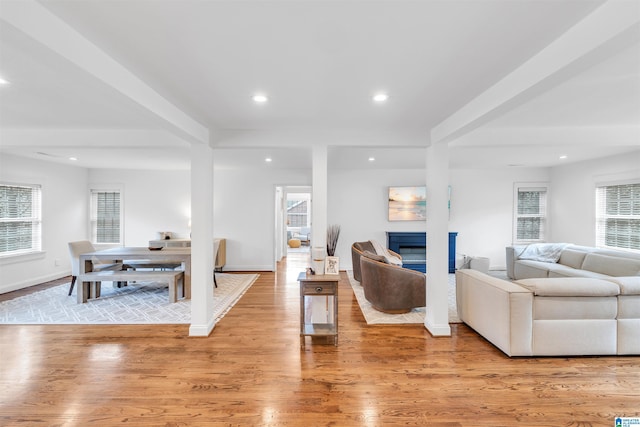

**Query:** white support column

left=424, top=141, right=451, bottom=337
left=311, top=145, right=328, bottom=256
left=189, top=142, right=215, bottom=337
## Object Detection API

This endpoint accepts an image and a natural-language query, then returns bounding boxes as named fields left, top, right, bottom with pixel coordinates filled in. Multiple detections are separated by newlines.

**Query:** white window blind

left=0, top=183, right=42, bottom=256
left=596, top=182, right=640, bottom=251
left=514, top=185, right=547, bottom=243
left=90, top=190, right=121, bottom=244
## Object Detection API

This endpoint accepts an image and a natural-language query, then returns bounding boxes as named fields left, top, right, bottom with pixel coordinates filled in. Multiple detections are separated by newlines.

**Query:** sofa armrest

left=456, top=269, right=533, bottom=356
left=506, top=245, right=527, bottom=279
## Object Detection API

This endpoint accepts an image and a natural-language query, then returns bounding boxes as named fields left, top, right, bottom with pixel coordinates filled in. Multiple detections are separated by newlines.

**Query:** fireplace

left=386, top=232, right=457, bottom=273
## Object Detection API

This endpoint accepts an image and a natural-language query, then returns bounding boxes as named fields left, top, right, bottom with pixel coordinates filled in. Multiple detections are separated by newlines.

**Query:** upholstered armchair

left=351, top=241, right=401, bottom=282
left=359, top=254, right=426, bottom=314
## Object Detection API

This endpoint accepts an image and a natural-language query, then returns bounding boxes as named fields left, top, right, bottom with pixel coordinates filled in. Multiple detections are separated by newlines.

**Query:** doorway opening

left=274, top=186, right=312, bottom=273
left=285, top=190, right=311, bottom=255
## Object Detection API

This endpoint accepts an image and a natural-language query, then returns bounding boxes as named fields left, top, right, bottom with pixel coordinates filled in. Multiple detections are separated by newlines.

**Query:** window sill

left=0, top=251, right=46, bottom=265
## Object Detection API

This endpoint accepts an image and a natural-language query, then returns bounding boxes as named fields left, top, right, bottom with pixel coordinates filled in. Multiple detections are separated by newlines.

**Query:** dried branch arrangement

left=326, top=224, right=341, bottom=256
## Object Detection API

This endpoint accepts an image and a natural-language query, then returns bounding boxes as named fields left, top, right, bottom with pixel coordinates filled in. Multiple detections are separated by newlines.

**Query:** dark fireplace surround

left=386, top=232, right=457, bottom=273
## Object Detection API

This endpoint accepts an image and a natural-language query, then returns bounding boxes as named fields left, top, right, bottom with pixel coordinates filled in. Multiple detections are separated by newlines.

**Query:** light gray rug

left=0, top=273, right=258, bottom=325
left=347, top=270, right=461, bottom=325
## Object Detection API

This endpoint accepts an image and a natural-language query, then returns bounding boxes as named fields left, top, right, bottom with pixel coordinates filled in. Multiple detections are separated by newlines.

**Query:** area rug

left=347, top=271, right=461, bottom=325
left=0, top=273, right=258, bottom=325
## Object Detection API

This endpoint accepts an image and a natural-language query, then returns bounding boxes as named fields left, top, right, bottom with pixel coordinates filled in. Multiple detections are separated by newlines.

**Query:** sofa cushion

left=354, top=241, right=375, bottom=253
left=360, top=250, right=388, bottom=264
left=515, top=277, right=620, bottom=297
left=603, top=276, right=640, bottom=295
left=558, top=249, right=587, bottom=269
left=548, top=268, right=612, bottom=280
left=514, top=260, right=551, bottom=279
left=582, top=253, right=640, bottom=277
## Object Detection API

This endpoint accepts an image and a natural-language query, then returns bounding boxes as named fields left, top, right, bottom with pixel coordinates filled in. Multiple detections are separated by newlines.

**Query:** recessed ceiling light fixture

left=69, top=157, right=78, bottom=161
left=373, top=93, right=388, bottom=103
left=0, top=76, right=10, bottom=85
left=559, top=155, right=568, bottom=160
left=368, top=157, right=376, bottom=162
left=265, top=157, right=272, bottom=163
left=253, top=94, right=268, bottom=103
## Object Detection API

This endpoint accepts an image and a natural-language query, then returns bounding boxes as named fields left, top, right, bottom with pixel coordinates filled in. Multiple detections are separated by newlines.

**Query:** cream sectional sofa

left=455, top=269, right=640, bottom=356
left=506, top=244, right=640, bottom=280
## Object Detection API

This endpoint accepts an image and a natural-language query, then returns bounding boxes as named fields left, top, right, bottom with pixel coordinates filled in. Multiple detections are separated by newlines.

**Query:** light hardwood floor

left=0, top=252, right=638, bottom=426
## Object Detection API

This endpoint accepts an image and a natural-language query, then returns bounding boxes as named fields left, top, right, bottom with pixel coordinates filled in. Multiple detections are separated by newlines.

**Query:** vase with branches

left=326, top=224, right=341, bottom=257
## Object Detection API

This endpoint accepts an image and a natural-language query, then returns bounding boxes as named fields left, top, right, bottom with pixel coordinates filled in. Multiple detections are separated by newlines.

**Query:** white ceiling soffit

left=1, top=0, right=638, bottom=170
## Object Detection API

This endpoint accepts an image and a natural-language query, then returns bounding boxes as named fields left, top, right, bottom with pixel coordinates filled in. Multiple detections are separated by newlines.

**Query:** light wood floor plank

left=0, top=254, right=638, bottom=426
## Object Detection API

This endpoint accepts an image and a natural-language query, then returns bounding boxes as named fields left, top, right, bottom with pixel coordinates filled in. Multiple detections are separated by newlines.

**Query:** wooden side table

left=298, top=272, right=338, bottom=347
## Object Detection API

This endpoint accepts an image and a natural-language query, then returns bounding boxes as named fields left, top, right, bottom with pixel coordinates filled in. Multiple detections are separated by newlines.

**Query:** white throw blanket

left=518, top=243, right=569, bottom=263
left=370, top=240, right=403, bottom=266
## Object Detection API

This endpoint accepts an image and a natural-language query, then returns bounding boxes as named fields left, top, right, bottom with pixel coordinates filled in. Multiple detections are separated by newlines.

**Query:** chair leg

left=68, top=276, right=77, bottom=296
left=214, top=272, right=217, bottom=288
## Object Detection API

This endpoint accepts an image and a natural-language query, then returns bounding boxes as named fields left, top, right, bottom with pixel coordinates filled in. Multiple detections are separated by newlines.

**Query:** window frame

left=595, top=180, right=640, bottom=252
left=513, top=182, right=549, bottom=244
left=0, top=182, right=43, bottom=258
left=89, top=185, right=124, bottom=245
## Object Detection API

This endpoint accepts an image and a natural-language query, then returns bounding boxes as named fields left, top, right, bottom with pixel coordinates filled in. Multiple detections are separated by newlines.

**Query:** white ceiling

left=0, top=0, right=638, bottom=170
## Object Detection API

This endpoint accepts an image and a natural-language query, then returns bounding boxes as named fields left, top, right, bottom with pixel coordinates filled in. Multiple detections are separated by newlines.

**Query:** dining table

left=79, top=246, right=191, bottom=301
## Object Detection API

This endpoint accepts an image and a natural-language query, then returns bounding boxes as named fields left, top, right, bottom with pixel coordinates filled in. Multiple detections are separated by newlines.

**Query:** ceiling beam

left=0, top=0, right=210, bottom=145
left=431, top=0, right=640, bottom=144
left=448, top=126, right=640, bottom=147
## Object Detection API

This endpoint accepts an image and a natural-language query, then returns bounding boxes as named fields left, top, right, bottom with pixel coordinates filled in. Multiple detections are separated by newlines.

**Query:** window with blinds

left=0, top=183, right=42, bottom=256
left=596, top=182, right=640, bottom=251
left=514, top=185, right=547, bottom=243
left=90, top=190, right=122, bottom=244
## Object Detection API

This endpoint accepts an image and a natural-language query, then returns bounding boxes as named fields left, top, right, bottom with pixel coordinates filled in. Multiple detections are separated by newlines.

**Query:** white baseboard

left=0, top=270, right=71, bottom=295
left=222, top=264, right=273, bottom=272
left=424, top=319, right=452, bottom=337
left=189, top=318, right=216, bottom=337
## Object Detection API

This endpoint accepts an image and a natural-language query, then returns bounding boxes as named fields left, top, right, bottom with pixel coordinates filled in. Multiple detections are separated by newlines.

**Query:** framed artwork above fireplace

left=388, top=186, right=426, bottom=221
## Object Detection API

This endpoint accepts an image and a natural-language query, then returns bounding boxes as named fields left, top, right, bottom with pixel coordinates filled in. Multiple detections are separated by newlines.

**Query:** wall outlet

left=54, top=258, right=60, bottom=266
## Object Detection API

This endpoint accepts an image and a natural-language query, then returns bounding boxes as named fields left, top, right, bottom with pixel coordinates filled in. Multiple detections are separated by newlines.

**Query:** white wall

left=214, top=168, right=310, bottom=271
left=329, top=167, right=550, bottom=271
left=88, top=169, right=191, bottom=245
left=549, top=150, right=640, bottom=246
left=449, top=167, right=549, bottom=269
left=328, top=169, right=427, bottom=267
left=0, top=154, right=88, bottom=293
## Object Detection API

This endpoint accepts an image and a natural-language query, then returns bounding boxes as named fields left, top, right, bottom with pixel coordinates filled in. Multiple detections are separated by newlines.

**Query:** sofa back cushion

left=361, top=250, right=388, bottom=264
left=558, top=249, right=587, bottom=269
left=515, top=277, right=620, bottom=297
left=582, top=253, right=640, bottom=277
left=354, top=241, right=375, bottom=253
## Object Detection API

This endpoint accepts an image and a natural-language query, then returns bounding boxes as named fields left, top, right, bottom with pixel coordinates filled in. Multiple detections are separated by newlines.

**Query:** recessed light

left=253, top=94, right=268, bottom=103
left=265, top=157, right=272, bottom=163
left=559, top=155, right=568, bottom=160
left=368, top=157, right=376, bottom=162
left=0, top=77, right=9, bottom=85
left=373, top=93, right=388, bottom=103
left=69, top=157, right=78, bottom=161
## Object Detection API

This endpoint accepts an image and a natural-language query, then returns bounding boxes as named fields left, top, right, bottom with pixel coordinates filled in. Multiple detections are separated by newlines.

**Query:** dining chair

left=67, top=240, right=124, bottom=296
